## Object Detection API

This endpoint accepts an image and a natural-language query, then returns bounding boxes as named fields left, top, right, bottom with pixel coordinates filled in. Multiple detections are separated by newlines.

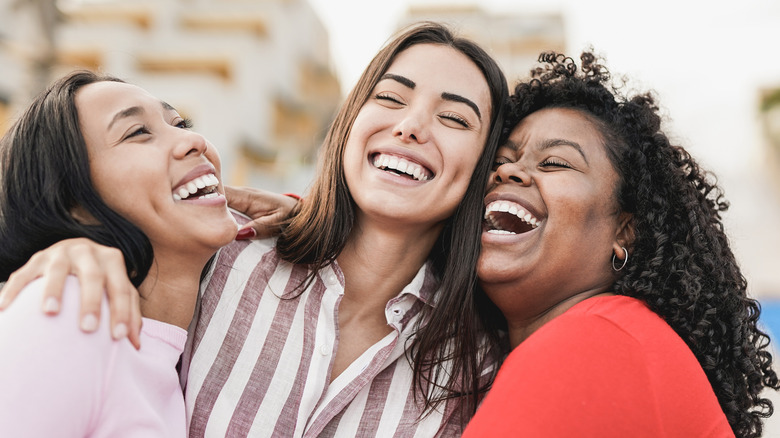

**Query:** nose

left=173, top=128, right=208, bottom=159
left=492, top=162, right=531, bottom=186
left=393, top=110, right=429, bottom=144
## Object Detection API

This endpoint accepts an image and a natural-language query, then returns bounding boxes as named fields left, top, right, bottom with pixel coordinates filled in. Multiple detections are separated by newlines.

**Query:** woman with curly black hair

left=462, top=52, right=779, bottom=437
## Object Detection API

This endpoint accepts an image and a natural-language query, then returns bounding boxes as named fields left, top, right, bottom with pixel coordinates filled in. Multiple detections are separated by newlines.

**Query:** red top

left=463, top=295, right=734, bottom=438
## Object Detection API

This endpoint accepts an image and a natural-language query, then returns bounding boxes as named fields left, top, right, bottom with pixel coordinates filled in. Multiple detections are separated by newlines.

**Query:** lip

left=367, top=146, right=436, bottom=181
left=173, top=163, right=219, bottom=192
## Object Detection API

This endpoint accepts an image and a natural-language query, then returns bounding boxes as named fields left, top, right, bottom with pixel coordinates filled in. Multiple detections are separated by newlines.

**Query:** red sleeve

left=464, top=314, right=664, bottom=438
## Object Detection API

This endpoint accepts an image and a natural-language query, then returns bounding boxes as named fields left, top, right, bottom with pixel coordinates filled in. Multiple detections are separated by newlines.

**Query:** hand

left=0, top=238, right=142, bottom=349
left=226, top=186, right=301, bottom=240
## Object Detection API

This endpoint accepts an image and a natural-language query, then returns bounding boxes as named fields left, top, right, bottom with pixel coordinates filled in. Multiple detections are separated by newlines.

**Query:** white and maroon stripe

left=182, top=238, right=466, bottom=437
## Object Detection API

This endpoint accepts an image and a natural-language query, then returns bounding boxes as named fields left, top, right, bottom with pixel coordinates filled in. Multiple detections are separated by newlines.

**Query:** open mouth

left=173, top=173, right=220, bottom=201
left=371, top=153, right=433, bottom=181
left=484, top=200, right=540, bottom=235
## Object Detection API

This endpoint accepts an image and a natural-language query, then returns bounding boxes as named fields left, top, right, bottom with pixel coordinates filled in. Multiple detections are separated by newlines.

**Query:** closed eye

left=491, top=157, right=513, bottom=170
left=375, top=93, right=403, bottom=105
left=124, top=126, right=150, bottom=140
left=440, top=112, right=470, bottom=129
left=540, top=158, right=571, bottom=169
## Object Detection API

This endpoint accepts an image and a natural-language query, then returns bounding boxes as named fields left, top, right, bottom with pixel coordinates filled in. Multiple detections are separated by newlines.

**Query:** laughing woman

left=0, top=72, right=237, bottom=436
left=463, top=52, right=780, bottom=437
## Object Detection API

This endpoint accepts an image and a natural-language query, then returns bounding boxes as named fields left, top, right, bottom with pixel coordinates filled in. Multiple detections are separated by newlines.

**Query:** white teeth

left=172, top=173, right=220, bottom=201
left=372, top=153, right=431, bottom=181
left=484, top=200, right=541, bottom=230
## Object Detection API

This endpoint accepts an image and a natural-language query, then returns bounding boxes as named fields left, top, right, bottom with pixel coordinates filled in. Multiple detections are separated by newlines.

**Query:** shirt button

left=319, top=344, right=330, bottom=356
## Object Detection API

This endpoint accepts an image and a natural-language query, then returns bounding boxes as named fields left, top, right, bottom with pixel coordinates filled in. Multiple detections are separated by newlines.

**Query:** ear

left=611, top=212, right=635, bottom=260
left=70, top=205, right=100, bottom=226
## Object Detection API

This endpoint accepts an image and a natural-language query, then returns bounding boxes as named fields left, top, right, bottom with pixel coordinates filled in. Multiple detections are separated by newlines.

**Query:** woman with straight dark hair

left=1, top=22, right=508, bottom=436
left=0, top=71, right=238, bottom=435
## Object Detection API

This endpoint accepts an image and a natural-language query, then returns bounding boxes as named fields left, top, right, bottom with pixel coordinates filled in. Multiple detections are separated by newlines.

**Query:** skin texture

left=75, top=81, right=237, bottom=328
left=478, top=107, right=632, bottom=347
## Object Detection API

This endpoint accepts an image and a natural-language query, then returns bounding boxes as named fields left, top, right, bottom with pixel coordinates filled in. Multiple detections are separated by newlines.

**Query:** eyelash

left=540, top=158, right=571, bottom=168
left=375, top=93, right=470, bottom=128
left=375, top=93, right=402, bottom=104
left=177, top=118, right=193, bottom=129
left=124, top=118, right=193, bottom=140
left=492, top=158, right=512, bottom=170
left=440, top=112, right=469, bottom=128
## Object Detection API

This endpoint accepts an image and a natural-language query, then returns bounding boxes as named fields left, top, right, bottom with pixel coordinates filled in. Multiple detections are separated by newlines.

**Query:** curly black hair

left=501, top=51, right=779, bottom=437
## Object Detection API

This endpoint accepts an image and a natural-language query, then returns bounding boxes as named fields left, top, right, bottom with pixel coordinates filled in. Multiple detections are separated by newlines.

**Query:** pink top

left=0, top=276, right=188, bottom=437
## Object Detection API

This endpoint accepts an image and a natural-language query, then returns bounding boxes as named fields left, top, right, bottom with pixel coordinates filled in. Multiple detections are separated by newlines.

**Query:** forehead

left=385, top=43, right=491, bottom=114
left=508, top=108, right=604, bottom=150
left=75, top=81, right=164, bottom=125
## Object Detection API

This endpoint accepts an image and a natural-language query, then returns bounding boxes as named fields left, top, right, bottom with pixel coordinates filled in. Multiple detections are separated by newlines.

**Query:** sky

left=306, top=0, right=780, bottom=298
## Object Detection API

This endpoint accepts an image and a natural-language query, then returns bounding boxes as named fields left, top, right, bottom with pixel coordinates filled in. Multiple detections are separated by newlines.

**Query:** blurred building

left=398, top=5, right=565, bottom=85
left=0, top=0, right=341, bottom=193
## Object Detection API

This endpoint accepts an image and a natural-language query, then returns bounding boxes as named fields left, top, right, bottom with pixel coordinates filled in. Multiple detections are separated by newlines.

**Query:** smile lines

left=372, top=153, right=431, bottom=181
left=173, top=173, right=219, bottom=201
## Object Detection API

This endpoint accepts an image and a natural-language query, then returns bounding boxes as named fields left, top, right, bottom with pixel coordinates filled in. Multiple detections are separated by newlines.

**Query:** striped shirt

left=181, top=237, right=467, bottom=437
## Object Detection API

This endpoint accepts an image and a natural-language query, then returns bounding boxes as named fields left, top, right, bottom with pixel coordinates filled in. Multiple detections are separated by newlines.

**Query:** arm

left=0, top=238, right=142, bottom=349
left=226, top=186, right=301, bottom=240
left=0, top=277, right=118, bottom=436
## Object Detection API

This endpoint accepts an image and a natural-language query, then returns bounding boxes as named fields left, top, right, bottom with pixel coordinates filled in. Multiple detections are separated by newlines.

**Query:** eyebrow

left=441, top=92, right=481, bottom=121
left=501, top=138, right=589, bottom=164
left=380, top=73, right=416, bottom=89
left=107, top=106, right=143, bottom=130
left=108, top=101, right=177, bottom=130
left=378, top=74, right=482, bottom=121
left=540, top=138, right=589, bottom=164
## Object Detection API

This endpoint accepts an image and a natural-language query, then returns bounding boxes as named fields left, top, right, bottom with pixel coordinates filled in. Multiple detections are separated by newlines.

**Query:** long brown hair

left=276, top=22, right=508, bottom=419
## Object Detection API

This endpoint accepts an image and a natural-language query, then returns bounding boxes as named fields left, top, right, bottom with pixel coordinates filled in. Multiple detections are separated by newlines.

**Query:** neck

left=137, top=249, right=209, bottom=330
left=336, top=217, right=442, bottom=315
left=506, top=290, right=614, bottom=349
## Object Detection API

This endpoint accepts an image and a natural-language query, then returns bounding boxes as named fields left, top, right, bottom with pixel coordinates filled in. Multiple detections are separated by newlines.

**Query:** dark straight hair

left=276, top=22, right=508, bottom=420
left=0, top=71, right=153, bottom=286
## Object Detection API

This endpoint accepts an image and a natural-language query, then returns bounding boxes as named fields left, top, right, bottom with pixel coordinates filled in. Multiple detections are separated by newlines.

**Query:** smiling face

left=342, top=43, right=491, bottom=231
left=478, top=108, right=629, bottom=332
left=75, top=81, right=237, bottom=263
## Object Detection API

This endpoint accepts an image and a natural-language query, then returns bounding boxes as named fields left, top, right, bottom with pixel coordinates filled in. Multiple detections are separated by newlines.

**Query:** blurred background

left=2, top=0, right=780, bottom=431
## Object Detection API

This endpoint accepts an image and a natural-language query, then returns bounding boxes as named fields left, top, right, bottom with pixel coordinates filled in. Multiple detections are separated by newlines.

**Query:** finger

left=225, top=186, right=256, bottom=214
left=70, top=245, right=113, bottom=333
left=0, top=265, right=42, bottom=310
left=127, top=285, right=143, bottom=350
left=38, top=253, right=73, bottom=315
left=104, top=257, right=132, bottom=341
left=238, top=217, right=287, bottom=240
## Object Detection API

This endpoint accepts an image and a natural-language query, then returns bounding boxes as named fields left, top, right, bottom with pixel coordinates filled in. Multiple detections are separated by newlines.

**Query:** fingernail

left=43, top=297, right=60, bottom=314
left=236, top=227, right=256, bottom=240
left=112, top=323, right=128, bottom=340
left=81, top=314, right=99, bottom=332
